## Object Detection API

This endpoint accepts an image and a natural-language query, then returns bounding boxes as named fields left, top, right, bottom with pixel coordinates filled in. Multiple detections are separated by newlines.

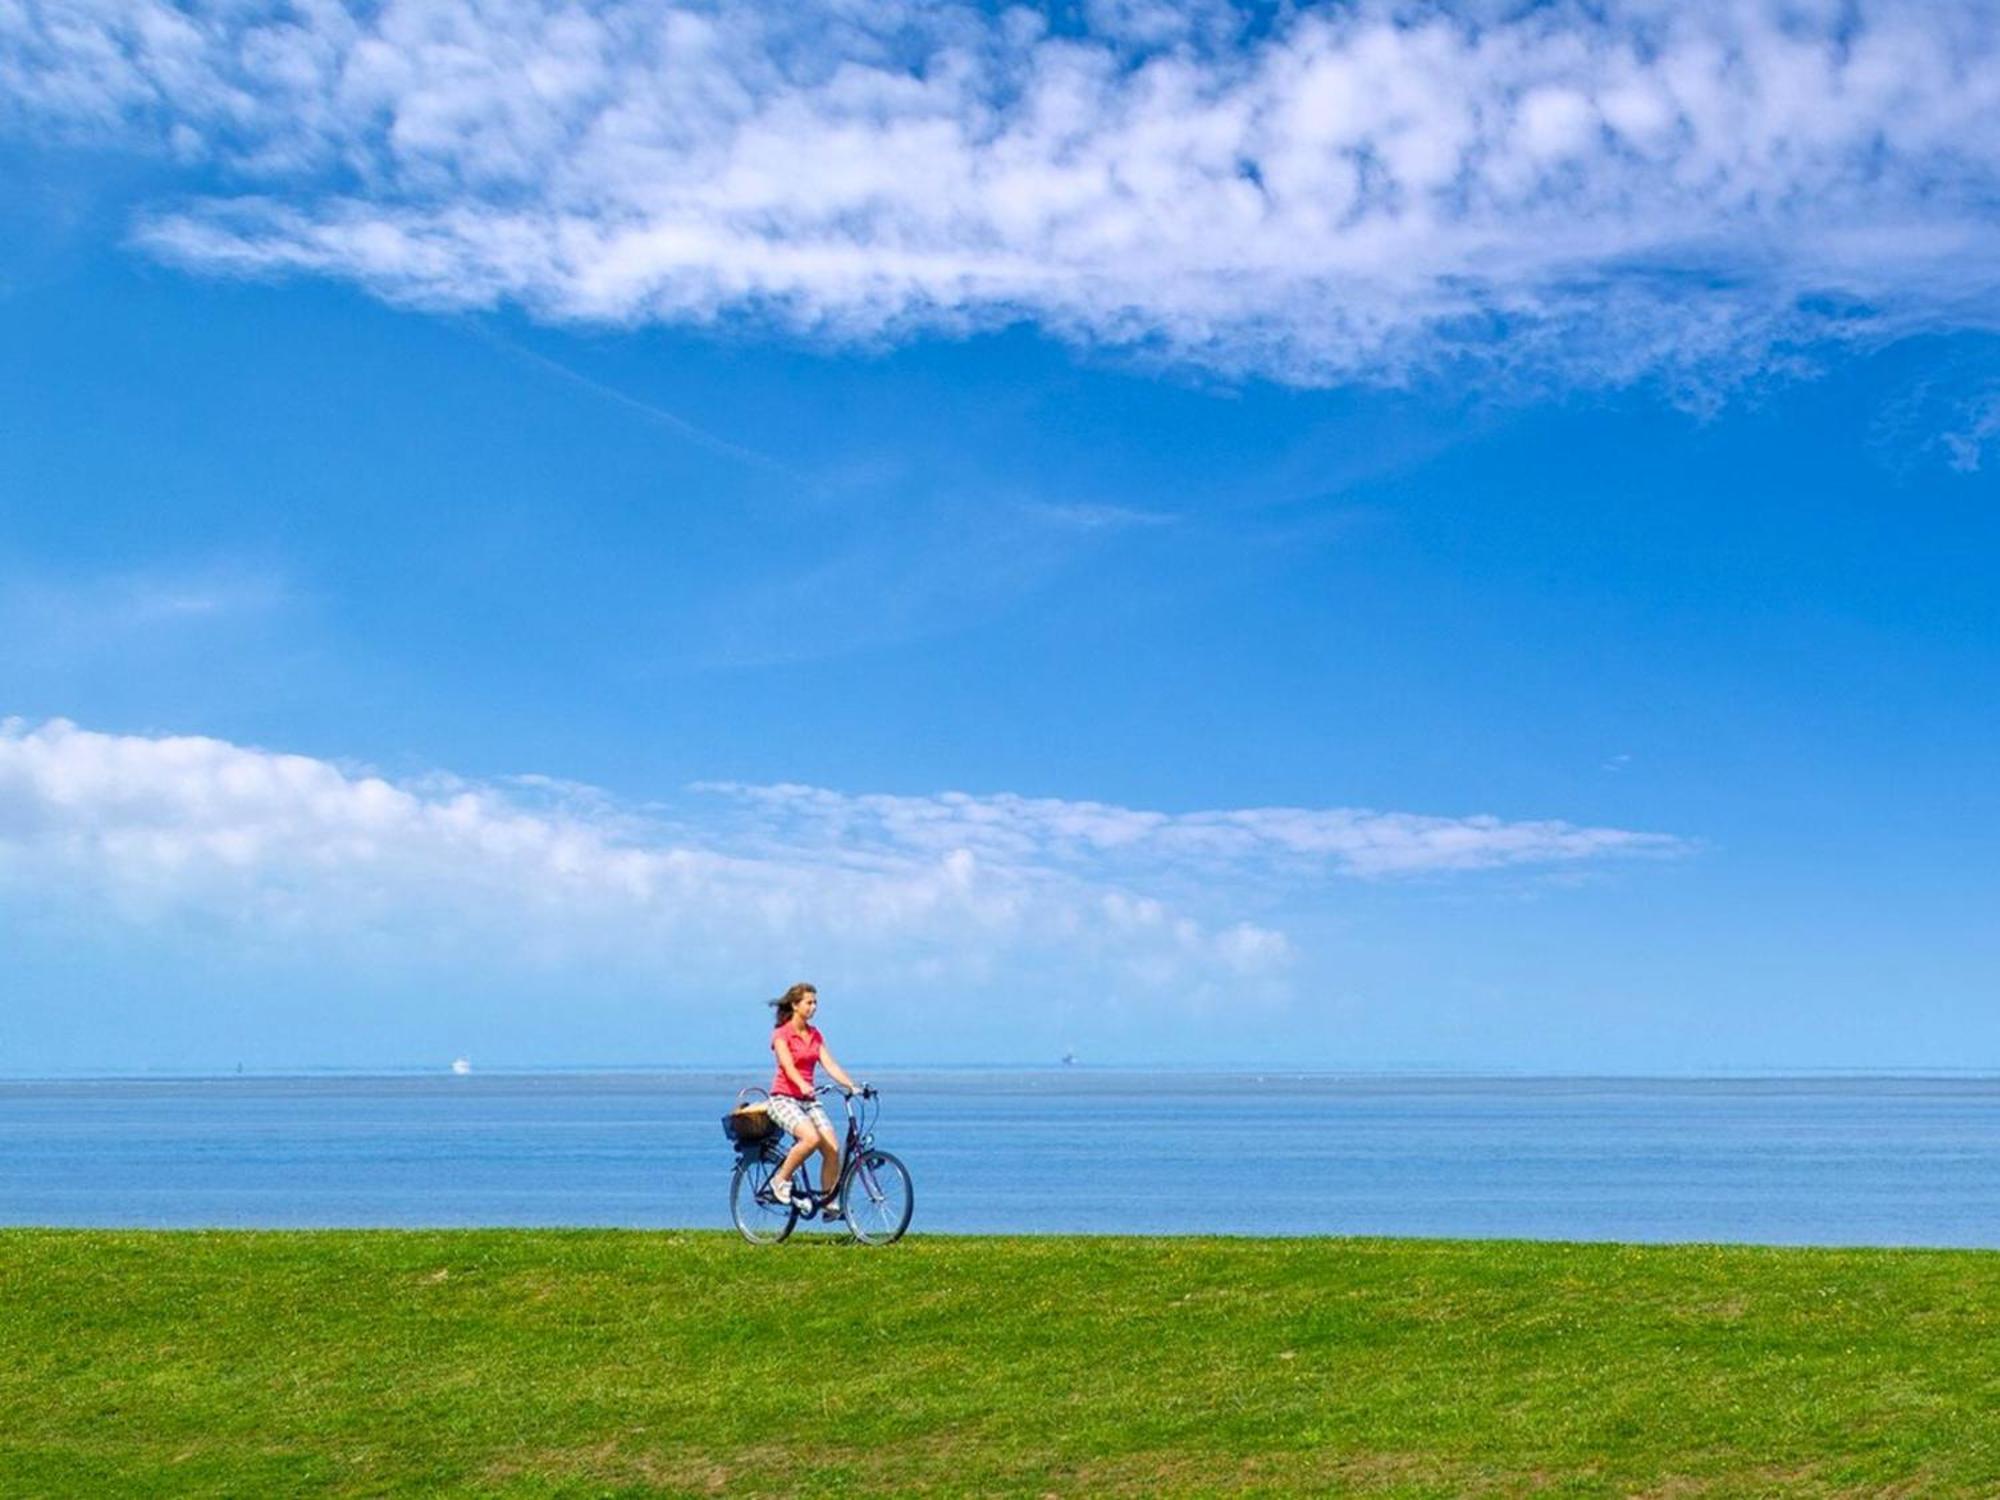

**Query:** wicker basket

left=722, top=1101, right=775, bottom=1147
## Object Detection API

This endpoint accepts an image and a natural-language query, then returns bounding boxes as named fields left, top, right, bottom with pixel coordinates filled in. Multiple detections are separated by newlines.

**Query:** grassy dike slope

left=2, top=1231, right=1996, bottom=1497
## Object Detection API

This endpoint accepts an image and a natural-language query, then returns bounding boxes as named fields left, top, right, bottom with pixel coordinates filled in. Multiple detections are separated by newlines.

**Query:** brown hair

left=769, top=982, right=817, bottom=1025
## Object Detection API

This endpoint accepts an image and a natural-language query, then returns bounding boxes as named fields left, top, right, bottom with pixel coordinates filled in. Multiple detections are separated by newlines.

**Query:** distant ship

left=1061, top=1050, right=1076, bottom=1066
left=451, top=1058, right=472, bottom=1076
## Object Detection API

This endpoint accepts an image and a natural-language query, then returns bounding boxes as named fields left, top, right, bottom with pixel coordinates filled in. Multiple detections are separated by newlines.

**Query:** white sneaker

left=770, top=1176, right=793, bottom=1206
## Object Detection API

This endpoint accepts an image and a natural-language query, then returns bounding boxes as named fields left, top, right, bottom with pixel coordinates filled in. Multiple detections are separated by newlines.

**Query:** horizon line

left=4, top=1062, right=1998, bottom=1085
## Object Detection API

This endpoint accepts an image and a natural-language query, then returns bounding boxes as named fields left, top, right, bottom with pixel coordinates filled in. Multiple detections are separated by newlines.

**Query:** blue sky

left=2, top=0, right=1998, bottom=1074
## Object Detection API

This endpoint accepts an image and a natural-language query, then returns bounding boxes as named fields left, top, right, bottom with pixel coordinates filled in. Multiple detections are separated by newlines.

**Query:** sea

left=1, top=1070, right=1995, bottom=1245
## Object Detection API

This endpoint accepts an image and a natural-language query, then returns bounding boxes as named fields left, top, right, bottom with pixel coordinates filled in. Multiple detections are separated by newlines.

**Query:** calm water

left=1, top=1071, right=1994, bottom=1245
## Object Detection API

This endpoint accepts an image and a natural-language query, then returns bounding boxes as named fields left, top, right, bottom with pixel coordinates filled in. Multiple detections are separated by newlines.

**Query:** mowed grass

left=1, top=1231, right=1996, bottom=1497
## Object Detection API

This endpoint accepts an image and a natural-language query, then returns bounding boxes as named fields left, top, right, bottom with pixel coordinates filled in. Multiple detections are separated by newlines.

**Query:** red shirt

left=771, top=1023, right=823, bottom=1098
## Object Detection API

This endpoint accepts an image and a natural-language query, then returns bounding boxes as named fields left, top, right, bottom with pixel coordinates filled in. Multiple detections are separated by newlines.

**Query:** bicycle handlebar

left=812, top=1083, right=877, bottom=1101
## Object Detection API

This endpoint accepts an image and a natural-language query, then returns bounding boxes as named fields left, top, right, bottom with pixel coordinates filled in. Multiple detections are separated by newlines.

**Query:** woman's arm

left=774, top=1034, right=811, bottom=1095
left=818, top=1046, right=857, bottom=1093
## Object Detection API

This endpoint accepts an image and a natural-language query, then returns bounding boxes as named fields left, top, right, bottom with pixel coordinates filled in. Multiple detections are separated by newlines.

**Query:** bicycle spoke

left=730, top=1154, right=797, bottom=1244
left=844, top=1151, right=912, bottom=1244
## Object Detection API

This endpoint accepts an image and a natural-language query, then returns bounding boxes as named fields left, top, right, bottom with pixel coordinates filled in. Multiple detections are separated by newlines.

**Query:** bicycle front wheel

left=843, top=1150, right=913, bottom=1245
left=730, top=1152, right=797, bottom=1244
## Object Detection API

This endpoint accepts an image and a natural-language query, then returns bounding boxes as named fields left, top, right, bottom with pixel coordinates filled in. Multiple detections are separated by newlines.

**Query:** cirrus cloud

left=3, top=0, right=1999, bottom=387
left=694, top=780, right=1690, bottom=881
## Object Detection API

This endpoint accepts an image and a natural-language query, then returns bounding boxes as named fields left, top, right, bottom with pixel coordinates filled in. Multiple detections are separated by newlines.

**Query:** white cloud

left=695, top=780, right=1690, bottom=881
left=0, top=563, right=290, bottom=684
left=5, top=1, right=2000, bottom=387
left=1940, top=389, right=2000, bottom=473
left=0, top=563, right=285, bottom=633
left=0, top=720, right=1686, bottom=1001
left=1022, top=500, right=1177, bottom=531
left=1869, top=368, right=2000, bottom=476
left=0, top=718, right=1288, bottom=996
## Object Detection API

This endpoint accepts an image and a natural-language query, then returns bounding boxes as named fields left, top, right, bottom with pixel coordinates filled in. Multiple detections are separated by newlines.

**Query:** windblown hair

left=769, top=982, right=818, bottom=1025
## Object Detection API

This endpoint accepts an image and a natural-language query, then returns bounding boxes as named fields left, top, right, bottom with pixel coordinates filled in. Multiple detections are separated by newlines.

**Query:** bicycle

left=723, top=1084, right=914, bottom=1246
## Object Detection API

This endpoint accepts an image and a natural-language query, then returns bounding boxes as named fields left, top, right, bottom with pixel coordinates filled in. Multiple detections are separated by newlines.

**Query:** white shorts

left=765, top=1094, right=834, bottom=1141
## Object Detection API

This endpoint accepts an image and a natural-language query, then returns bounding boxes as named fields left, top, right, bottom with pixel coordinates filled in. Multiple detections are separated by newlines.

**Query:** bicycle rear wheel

left=730, top=1150, right=798, bottom=1244
left=843, top=1150, right=913, bottom=1245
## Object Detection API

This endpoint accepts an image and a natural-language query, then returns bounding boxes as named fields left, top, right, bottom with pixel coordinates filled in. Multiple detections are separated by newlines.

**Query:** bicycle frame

left=777, top=1086, right=877, bottom=1218
left=738, top=1086, right=879, bottom=1218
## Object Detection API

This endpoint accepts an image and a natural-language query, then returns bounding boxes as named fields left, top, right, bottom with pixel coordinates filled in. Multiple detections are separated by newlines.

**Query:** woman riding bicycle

left=764, top=982, right=860, bottom=1215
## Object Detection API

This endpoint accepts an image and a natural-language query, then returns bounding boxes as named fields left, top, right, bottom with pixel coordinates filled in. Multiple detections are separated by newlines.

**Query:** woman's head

left=770, top=982, right=818, bottom=1025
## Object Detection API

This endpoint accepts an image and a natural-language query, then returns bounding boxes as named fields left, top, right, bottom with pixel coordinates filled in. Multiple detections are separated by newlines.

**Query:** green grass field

left=2, top=1230, right=1995, bottom=1497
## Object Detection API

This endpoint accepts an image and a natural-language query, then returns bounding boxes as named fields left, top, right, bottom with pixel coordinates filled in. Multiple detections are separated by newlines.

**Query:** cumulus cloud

left=0, top=718, right=1289, bottom=996
left=5, top=0, right=1999, bottom=386
left=0, top=720, right=1686, bottom=1000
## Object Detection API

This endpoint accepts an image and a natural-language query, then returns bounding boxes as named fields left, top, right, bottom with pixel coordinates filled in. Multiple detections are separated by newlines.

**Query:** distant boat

left=1061, top=1050, right=1076, bottom=1066
left=451, top=1058, right=472, bottom=1076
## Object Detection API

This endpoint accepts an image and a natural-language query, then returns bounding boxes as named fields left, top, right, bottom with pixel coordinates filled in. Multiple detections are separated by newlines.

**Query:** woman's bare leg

left=776, top=1128, right=818, bottom=1191
left=818, top=1136, right=842, bottom=1202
